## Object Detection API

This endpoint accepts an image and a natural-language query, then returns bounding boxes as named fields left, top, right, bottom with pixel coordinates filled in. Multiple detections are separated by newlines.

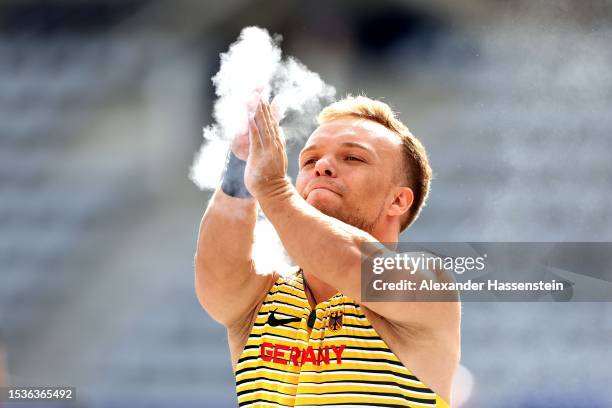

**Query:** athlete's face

left=296, top=116, right=404, bottom=232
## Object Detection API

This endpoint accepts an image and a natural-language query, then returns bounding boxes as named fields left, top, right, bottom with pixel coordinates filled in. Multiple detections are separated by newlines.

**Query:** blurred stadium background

left=1, top=0, right=612, bottom=406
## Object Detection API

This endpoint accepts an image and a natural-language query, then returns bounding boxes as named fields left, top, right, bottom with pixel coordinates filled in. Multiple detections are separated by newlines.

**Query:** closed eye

left=301, top=157, right=318, bottom=167
left=301, top=155, right=365, bottom=168
left=345, top=155, right=365, bottom=162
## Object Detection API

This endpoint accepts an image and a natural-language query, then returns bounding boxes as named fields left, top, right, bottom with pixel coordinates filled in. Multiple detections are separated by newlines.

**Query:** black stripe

left=287, top=401, right=417, bottom=407
left=321, top=333, right=384, bottom=340
left=297, top=378, right=434, bottom=394
left=245, top=331, right=303, bottom=342
left=235, top=363, right=300, bottom=377
left=254, top=309, right=306, bottom=322
left=255, top=308, right=306, bottom=322
left=331, top=322, right=373, bottom=329
left=237, top=385, right=296, bottom=398
left=236, top=374, right=298, bottom=387
left=238, top=398, right=291, bottom=407
left=337, top=357, right=405, bottom=367
left=299, top=367, right=419, bottom=382
left=273, top=289, right=308, bottom=303
left=278, top=280, right=305, bottom=292
left=236, top=355, right=260, bottom=365
left=252, top=322, right=309, bottom=333
left=261, top=298, right=308, bottom=311
left=273, top=281, right=305, bottom=294
left=297, top=390, right=436, bottom=404
left=275, top=279, right=303, bottom=292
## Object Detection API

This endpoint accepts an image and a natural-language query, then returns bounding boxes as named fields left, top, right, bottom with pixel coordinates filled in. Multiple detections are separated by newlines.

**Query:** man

left=195, top=95, right=460, bottom=407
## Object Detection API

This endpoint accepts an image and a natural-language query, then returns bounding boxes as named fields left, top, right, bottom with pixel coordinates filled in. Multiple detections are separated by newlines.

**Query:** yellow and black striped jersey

left=235, top=270, right=450, bottom=407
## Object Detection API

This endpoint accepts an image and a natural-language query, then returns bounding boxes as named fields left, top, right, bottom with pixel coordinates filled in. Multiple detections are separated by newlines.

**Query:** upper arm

left=194, top=189, right=272, bottom=328
left=195, top=257, right=277, bottom=328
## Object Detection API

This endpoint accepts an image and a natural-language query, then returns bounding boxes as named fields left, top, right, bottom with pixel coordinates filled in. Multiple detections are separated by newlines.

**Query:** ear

left=387, top=186, right=414, bottom=217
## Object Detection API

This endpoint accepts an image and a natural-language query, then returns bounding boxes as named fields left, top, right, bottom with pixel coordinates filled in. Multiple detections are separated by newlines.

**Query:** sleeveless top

left=235, top=270, right=450, bottom=407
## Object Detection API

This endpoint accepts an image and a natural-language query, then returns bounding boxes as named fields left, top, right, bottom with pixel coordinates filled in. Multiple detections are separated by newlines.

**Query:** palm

left=231, top=95, right=284, bottom=162
left=243, top=99, right=289, bottom=198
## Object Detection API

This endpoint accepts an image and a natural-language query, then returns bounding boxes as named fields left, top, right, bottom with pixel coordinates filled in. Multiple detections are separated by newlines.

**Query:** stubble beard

left=316, top=199, right=387, bottom=234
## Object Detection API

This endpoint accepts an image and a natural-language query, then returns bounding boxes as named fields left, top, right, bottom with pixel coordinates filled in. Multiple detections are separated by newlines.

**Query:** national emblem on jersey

left=327, top=310, right=343, bottom=331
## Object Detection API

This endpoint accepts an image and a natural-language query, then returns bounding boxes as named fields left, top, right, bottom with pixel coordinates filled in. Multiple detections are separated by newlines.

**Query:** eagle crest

left=328, top=311, right=343, bottom=331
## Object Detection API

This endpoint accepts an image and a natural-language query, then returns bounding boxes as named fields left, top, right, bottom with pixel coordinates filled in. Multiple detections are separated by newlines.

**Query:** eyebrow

left=299, top=141, right=375, bottom=158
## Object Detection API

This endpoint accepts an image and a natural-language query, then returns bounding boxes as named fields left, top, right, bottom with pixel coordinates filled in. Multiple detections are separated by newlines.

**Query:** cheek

left=295, top=171, right=309, bottom=194
left=354, top=172, right=392, bottom=203
left=353, top=170, right=384, bottom=192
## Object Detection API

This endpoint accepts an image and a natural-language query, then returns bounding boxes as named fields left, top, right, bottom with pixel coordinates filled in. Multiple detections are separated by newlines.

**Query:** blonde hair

left=317, top=95, right=432, bottom=231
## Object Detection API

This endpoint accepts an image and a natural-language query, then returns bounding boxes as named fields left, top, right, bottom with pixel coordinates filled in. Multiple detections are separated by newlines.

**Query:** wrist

left=256, top=177, right=295, bottom=208
left=221, top=150, right=253, bottom=199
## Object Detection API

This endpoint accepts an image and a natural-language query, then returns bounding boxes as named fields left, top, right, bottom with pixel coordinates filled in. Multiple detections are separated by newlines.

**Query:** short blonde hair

left=318, top=95, right=431, bottom=231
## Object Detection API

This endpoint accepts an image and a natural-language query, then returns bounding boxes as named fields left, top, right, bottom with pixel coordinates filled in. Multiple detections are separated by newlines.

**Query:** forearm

left=258, top=180, right=380, bottom=291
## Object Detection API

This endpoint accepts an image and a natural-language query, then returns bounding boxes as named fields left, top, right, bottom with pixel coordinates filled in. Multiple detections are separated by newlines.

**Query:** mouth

left=306, top=184, right=342, bottom=198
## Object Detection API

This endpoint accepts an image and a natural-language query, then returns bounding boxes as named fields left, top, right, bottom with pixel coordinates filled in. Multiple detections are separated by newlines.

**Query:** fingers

left=255, top=99, right=276, bottom=146
left=262, top=101, right=274, bottom=127
left=263, top=101, right=286, bottom=149
left=248, top=116, right=263, bottom=155
left=253, top=98, right=287, bottom=154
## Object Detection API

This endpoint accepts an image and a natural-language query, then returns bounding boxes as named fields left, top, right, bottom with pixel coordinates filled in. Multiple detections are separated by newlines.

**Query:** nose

left=314, top=157, right=336, bottom=177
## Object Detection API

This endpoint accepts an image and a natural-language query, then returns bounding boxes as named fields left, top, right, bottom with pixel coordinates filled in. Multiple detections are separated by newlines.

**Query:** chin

left=306, top=193, right=341, bottom=217
left=306, top=193, right=376, bottom=232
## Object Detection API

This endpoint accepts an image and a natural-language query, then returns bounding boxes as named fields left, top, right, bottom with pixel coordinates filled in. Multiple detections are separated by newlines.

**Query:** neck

left=371, top=217, right=401, bottom=243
